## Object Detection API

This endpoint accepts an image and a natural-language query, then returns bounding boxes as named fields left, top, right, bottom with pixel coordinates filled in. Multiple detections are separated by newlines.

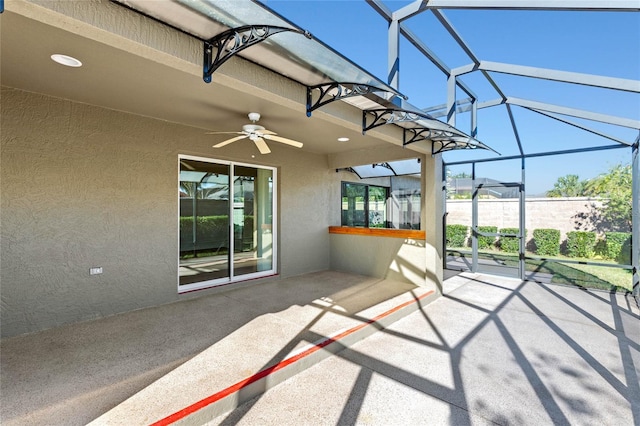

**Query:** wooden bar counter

left=328, top=226, right=425, bottom=240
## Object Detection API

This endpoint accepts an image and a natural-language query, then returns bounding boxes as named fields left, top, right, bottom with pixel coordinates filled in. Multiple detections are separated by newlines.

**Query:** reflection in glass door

left=179, top=159, right=230, bottom=285
left=444, top=160, right=525, bottom=279
left=471, top=160, right=525, bottom=279
left=179, top=156, right=276, bottom=291
left=474, top=180, right=523, bottom=278
left=233, top=166, right=274, bottom=277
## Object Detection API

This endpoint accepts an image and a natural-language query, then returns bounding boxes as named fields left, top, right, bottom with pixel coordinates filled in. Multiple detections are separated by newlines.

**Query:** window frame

left=341, top=181, right=389, bottom=228
left=178, top=154, right=277, bottom=293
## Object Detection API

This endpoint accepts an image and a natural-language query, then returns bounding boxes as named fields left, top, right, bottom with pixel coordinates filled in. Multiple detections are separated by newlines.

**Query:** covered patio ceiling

left=0, top=1, right=416, bottom=159
left=0, top=0, right=492, bottom=169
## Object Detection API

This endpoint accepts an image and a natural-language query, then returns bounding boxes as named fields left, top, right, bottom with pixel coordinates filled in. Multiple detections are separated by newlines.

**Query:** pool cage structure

left=365, top=0, right=639, bottom=297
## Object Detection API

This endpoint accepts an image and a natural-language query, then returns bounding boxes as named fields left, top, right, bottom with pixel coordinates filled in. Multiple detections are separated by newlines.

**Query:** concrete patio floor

left=1, top=271, right=437, bottom=425
left=209, top=273, right=640, bottom=426
left=1, top=271, right=638, bottom=425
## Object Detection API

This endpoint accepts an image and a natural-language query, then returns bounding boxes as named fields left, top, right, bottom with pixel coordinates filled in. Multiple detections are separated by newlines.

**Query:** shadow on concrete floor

left=213, top=272, right=640, bottom=426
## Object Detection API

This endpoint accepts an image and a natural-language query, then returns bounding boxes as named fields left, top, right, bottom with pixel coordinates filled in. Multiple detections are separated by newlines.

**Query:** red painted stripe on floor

left=150, top=290, right=434, bottom=426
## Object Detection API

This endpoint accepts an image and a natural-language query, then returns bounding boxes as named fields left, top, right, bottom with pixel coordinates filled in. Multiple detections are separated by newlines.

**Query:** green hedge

left=446, top=224, right=468, bottom=248
left=565, top=231, right=596, bottom=258
left=498, top=228, right=522, bottom=253
left=605, top=232, right=632, bottom=264
left=533, top=228, right=560, bottom=257
left=179, top=215, right=230, bottom=250
left=477, top=226, right=498, bottom=250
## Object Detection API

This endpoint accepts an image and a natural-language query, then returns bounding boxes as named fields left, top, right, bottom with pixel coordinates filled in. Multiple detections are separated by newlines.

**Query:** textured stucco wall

left=0, top=88, right=334, bottom=337
left=446, top=197, right=607, bottom=244
left=278, top=153, right=332, bottom=277
left=422, top=155, right=444, bottom=292
left=329, top=235, right=427, bottom=287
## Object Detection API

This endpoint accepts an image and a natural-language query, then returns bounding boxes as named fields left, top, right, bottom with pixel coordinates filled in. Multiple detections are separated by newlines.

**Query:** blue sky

left=263, top=0, right=639, bottom=195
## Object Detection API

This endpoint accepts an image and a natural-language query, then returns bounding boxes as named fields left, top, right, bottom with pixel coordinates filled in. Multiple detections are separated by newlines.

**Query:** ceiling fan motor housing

left=243, top=124, right=265, bottom=133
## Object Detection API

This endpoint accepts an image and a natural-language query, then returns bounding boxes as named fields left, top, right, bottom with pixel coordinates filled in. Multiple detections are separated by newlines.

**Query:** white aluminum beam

left=367, top=0, right=477, bottom=98
left=506, top=104, right=524, bottom=156
left=527, top=109, right=633, bottom=146
left=423, top=97, right=474, bottom=113
left=431, top=9, right=480, bottom=64
left=447, top=74, right=457, bottom=126
left=403, top=1, right=640, bottom=11
left=507, top=97, right=640, bottom=129
left=476, top=61, right=640, bottom=93
left=471, top=98, right=478, bottom=137
left=365, top=0, right=393, bottom=18
left=633, top=135, right=639, bottom=298
left=401, top=25, right=449, bottom=75
left=401, top=27, right=477, bottom=99
left=388, top=18, right=400, bottom=90
left=425, top=98, right=504, bottom=118
left=452, top=63, right=478, bottom=76
left=431, top=9, right=507, bottom=119
left=393, top=0, right=429, bottom=21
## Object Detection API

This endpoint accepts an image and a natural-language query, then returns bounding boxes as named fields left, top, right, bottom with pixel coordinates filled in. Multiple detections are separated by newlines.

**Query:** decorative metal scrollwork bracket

left=433, top=138, right=500, bottom=155
left=204, top=25, right=312, bottom=83
left=432, top=139, right=471, bottom=155
left=336, top=167, right=361, bottom=178
left=409, top=129, right=469, bottom=155
left=362, top=108, right=436, bottom=134
left=362, top=108, right=496, bottom=156
left=403, top=128, right=457, bottom=146
left=306, top=83, right=405, bottom=117
left=372, top=163, right=396, bottom=175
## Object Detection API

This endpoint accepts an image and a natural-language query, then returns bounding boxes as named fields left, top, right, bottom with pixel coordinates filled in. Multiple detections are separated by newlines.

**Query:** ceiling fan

left=208, top=112, right=303, bottom=154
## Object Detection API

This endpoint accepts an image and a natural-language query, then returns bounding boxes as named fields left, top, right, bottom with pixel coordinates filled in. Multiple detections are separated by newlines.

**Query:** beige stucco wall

left=0, top=88, right=335, bottom=337
left=329, top=234, right=428, bottom=287
left=422, top=155, right=444, bottom=290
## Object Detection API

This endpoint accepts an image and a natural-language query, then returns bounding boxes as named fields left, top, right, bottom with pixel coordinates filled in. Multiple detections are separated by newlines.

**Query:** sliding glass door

left=179, top=156, right=276, bottom=291
left=233, top=166, right=274, bottom=277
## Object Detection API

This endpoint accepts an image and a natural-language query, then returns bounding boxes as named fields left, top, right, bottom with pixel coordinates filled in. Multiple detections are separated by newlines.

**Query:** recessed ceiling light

left=51, top=54, right=83, bottom=67
left=337, top=137, right=350, bottom=142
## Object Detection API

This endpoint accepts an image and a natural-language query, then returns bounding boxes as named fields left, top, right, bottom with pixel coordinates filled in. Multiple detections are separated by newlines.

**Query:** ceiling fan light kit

left=209, top=112, right=303, bottom=155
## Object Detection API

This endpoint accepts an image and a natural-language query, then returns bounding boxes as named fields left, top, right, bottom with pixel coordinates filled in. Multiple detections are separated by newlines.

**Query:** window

left=341, top=182, right=389, bottom=228
left=179, top=156, right=276, bottom=292
left=390, top=176, right=421, bottom=230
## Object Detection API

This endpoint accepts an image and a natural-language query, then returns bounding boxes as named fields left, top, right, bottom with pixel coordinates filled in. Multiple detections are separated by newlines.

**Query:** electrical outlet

left=90, top=267, right=103, bottom=275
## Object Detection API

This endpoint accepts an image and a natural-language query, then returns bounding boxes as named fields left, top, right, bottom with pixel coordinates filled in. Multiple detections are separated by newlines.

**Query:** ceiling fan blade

left=262, top=134, right=303, bottom=148
left=206, top=131, right=243, bottom=135
left=213, top=135, right=248, bottom=148
left=253, top=137, right=271, bottom=154
left=259, top=129, right=277, bottom=135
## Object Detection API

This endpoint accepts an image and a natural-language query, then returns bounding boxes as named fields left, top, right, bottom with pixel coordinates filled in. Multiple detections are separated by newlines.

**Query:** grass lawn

left=447, top=248, right=633, bottom=292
